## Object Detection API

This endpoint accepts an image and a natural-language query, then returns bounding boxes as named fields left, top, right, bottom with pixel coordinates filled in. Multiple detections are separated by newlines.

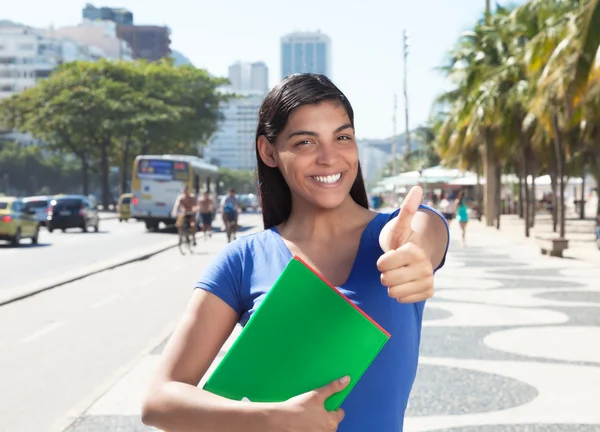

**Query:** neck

left=280, top=195, right=369, bottom=241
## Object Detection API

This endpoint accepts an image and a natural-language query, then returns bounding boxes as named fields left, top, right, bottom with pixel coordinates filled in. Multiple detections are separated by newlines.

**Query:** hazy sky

left=5, top=0, right=520, bottom=139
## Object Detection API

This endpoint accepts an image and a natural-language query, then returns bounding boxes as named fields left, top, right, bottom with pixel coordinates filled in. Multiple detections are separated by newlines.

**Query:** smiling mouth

left=312, top=173, right=342, bottom=184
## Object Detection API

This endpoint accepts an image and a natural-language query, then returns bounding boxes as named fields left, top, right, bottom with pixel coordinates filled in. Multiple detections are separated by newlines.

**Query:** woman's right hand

left=270, top=376, right=350, bottom=432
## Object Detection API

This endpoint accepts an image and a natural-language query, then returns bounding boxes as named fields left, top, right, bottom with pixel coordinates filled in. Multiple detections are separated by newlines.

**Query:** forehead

left=285, top=101, right=350, bottom=130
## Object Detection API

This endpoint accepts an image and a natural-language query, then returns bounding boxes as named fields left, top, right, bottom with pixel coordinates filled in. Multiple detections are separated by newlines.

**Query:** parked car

left=23, top=195, right=52, bottom=227
left=0, top=196, right=40, bottom=246
left=47, top=195, right=100, bottom=233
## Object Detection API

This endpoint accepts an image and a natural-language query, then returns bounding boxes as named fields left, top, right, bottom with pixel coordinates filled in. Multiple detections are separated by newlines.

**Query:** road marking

left=20, top=321, right=65, bottom=344
left=92, top=294, right=121, bottom=309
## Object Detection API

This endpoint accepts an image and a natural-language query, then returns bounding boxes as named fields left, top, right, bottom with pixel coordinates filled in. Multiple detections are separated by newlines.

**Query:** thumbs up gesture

left=377, top=186, right=435, bottom=303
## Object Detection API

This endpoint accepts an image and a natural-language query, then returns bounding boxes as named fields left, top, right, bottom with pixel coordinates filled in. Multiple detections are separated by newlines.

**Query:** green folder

left=203, top=255, right=391, bottom=411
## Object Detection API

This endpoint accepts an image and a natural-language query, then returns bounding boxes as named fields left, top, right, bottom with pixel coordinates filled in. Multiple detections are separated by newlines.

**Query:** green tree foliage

left=0, top=59, right=231, bottom=207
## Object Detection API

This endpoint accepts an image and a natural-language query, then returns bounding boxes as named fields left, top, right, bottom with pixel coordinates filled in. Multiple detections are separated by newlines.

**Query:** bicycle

left=223, top=211, right=238, bottom=243
left=177, top=211, right=196, bottom=254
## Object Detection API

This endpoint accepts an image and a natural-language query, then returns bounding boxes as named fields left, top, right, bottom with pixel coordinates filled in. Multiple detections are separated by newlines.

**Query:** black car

left=47, top=195, right=100, bottom=233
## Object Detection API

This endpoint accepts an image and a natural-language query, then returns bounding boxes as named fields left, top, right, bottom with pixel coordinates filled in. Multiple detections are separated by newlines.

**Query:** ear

left=257, top=135, right=278, bottom=168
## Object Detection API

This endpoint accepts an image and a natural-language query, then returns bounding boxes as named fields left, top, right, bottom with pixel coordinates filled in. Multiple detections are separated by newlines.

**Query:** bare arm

left=141, top=290, right=275, bottom=432
left=411, top=209, right=450, bottom=271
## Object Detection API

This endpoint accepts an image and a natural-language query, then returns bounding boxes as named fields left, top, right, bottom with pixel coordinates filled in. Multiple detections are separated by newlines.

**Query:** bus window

left=137, top=159, right=189, bottom=181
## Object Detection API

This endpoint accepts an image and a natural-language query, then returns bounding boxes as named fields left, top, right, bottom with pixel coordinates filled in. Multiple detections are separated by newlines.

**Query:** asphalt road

left=0, top=214, right=262, bottom=296
left=0, top=214, right=263, bottom=432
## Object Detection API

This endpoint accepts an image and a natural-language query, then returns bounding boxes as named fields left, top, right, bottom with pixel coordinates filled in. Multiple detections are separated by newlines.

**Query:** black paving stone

left=64, top=415, right=157, bottom=431
left=406, top=365, right=538, bottom=416
left=429, top=425, right=600, bottom=431
left=535, top=291, right=600, bottom=304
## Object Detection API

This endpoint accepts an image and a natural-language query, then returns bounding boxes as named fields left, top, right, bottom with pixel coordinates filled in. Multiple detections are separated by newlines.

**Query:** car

left=117, top=193, right=132, bottom=222
left=23, top=195, right=52, bottom=227
left=0, top=196, right=40, bottom=246
left=46, top=195, right=100, bottom=233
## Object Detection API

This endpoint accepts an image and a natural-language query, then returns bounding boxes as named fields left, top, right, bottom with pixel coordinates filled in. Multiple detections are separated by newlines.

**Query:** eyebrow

left=287, top=123, right=353, bottom=139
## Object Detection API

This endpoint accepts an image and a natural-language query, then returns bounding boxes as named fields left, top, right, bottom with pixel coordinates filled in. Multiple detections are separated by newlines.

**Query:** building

left=54, top=20, right=133, bottom=61
left=0, top=21, right=108, bottom=100
left=203, top=90, right=264, bottom=171
left=82, top=3, right=133, bottom=25
left=116, top=25, right=171, bottom=61
left=280, top=30, right=331, bottom=79
left=227, top=61, right=269, bottom=93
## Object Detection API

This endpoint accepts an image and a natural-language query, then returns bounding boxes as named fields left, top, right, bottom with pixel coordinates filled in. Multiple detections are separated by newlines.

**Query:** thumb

left=313, top=376, right=350, bottom=401
left=388, top=186, right=424, bottom=249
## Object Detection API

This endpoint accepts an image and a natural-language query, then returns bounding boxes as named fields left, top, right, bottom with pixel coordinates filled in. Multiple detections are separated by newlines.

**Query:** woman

left=141, top=74, right=449, bottom=432
left=455, top=190, right=469, bottom=246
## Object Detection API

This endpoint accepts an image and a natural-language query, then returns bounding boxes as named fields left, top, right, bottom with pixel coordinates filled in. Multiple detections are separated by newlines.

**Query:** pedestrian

left=455, top=190, right=469, bottom=246
left=141, top=73, right=450, bottom=432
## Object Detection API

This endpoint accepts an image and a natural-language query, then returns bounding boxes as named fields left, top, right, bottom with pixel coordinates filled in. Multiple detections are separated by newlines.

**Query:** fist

left=377, top=186, right=434, bottom=303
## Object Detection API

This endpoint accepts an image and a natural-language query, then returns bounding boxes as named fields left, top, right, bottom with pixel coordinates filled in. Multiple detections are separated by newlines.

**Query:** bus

left=130, top=154, right=219, bottom=231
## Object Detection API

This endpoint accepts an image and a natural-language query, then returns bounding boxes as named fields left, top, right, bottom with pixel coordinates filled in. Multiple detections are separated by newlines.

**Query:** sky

left=4, top=0, right=520, bottom=140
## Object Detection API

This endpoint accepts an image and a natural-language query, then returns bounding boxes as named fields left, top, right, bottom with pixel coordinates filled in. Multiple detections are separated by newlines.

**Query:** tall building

left=203, top=90, right=263, bottom=171
left=55, top=20, right=133, bottom=60
left=280, top=31, right=331, bottom=79
left=0, top=21, right=107, bottom=100
left=82, top=3, right=133, bottom=25
left=116, top=25, right=171, bottom=61
left=228, top=61, right=269, bottom=93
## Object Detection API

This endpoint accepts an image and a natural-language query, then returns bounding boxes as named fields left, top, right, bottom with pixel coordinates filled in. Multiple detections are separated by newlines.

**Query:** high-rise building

left=116, top=25, right=171, bottom=61
left=228, top=61, right=269, bottom=93
left=203, top=90, right=263, bottom=171
left=55, top=19, right=133, bottom=60
left=82, top=3, right=133, bottom=25
left=280, top=30, right=331, bottom=79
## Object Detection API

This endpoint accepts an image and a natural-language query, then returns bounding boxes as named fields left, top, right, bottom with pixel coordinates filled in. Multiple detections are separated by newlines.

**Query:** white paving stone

left=484, top=326, right=600, bottom=364
left=423, top=301, right=570, bottom=327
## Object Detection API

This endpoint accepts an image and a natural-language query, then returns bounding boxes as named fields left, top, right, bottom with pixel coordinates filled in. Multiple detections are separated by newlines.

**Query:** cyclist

left=196, top=191, right=215, bottom=240
left=172, top=186, right=198, bottom=246
left=220, top=188, right=240, bottom=241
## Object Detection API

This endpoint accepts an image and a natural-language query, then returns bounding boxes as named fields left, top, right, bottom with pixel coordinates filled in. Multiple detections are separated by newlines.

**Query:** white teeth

left=313, top=173, right=341, bottom=184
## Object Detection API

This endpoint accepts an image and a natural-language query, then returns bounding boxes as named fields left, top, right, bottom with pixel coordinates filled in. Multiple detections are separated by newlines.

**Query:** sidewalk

left=60, top=217, right=600, bottom=432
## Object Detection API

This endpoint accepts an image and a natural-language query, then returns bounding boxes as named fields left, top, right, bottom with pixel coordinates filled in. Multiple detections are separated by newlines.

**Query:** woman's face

left=260, top=101, right=359, bottom=211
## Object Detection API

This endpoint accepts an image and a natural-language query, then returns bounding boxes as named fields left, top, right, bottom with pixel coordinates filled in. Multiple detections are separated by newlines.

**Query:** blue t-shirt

left=195, top=206, right=449, bottom=432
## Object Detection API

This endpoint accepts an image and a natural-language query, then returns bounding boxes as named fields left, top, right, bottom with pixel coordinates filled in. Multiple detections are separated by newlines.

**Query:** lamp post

left=403, top=30, right=410, bottom=160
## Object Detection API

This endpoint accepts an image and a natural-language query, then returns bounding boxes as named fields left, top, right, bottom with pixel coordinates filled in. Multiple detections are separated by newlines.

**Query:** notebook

left=203, top=255, right=391, bottom=411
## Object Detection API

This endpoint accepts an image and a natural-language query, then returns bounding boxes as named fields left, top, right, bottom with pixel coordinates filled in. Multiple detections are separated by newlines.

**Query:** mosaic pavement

left=63, top=227, right=600, bottom=431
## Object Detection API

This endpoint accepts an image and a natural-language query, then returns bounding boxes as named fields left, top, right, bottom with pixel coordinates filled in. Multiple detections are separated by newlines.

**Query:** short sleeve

left=418, top=204, right=450, bottom=272
left=195, top=242, right=245, bottom=316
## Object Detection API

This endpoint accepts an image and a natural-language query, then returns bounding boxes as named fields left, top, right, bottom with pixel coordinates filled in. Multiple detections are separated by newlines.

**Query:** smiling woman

left=141, top=74, right=450, bottom=432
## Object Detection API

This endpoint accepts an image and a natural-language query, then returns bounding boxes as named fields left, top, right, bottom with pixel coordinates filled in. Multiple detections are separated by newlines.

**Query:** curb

left=0, top=241, right=178, bottom=307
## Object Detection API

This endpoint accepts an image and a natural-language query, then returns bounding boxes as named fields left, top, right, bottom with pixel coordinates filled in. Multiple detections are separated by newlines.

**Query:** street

left=0, top=213, right=263, bottom=432
left=0, top=217, right=178, bottom=298
left=1, top=216, right=600, bottom=432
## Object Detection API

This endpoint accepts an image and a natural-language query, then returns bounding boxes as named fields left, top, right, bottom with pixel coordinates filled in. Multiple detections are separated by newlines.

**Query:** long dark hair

left=256, top=74, right=369, bottom=229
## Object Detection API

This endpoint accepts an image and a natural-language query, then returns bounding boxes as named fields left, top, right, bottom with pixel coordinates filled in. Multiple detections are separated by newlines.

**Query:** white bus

left=130, top=154, right=219, bottom=231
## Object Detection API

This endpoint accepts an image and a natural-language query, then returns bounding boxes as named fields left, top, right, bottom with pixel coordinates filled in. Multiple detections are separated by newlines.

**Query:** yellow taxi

left=117, top=193, right=133, bottom=222
left=0, top=196, right=40, bottom=246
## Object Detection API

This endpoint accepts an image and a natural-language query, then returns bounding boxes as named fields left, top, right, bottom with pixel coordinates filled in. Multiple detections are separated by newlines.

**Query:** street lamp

left=403, top=30, right=411, bottom=161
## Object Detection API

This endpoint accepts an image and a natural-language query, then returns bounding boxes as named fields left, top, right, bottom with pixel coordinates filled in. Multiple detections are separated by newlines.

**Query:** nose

left=315, top=141, right=339, bottom=166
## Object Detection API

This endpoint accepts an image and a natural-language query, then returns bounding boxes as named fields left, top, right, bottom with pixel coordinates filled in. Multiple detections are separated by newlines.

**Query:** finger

left=380, top=263, right=432, bottom=288
left=387, top=276, right=434, bottom=300
left=313, top=376, right=350, bottom=401
left=377, top=243, right=426, bottom=272
left=395, top=289, right=434, bottom=304
left=389, top=186, right=423, bottom=247
left=328, top=408, right=345, bottom=429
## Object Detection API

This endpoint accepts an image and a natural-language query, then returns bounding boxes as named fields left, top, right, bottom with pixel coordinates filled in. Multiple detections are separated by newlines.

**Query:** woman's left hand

left=377, top=186, right=435, bottom=304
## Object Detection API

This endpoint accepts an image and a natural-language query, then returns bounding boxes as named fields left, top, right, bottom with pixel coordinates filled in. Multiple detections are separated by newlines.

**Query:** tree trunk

left=518, top=172, right=524, bottom=219
left=120, top=139, right=131, bottom=196
left=530, top=157, right=536, bottom=228
left=551, top=114, right=566, bottom=238
left=81, top=156, right=89, bottom=196
left=476, top=167, right=483, bottom=221
left=550, top=167, right=558, bottom=232
left=100, top=139, right=111, bottom=209
left=484, top=129, right=497, bottom=226
left=522, top=144, right=530, bottom=237
left=495, top=164, right=502, bottom=229
left=579, top=166, right=586, bottom=219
